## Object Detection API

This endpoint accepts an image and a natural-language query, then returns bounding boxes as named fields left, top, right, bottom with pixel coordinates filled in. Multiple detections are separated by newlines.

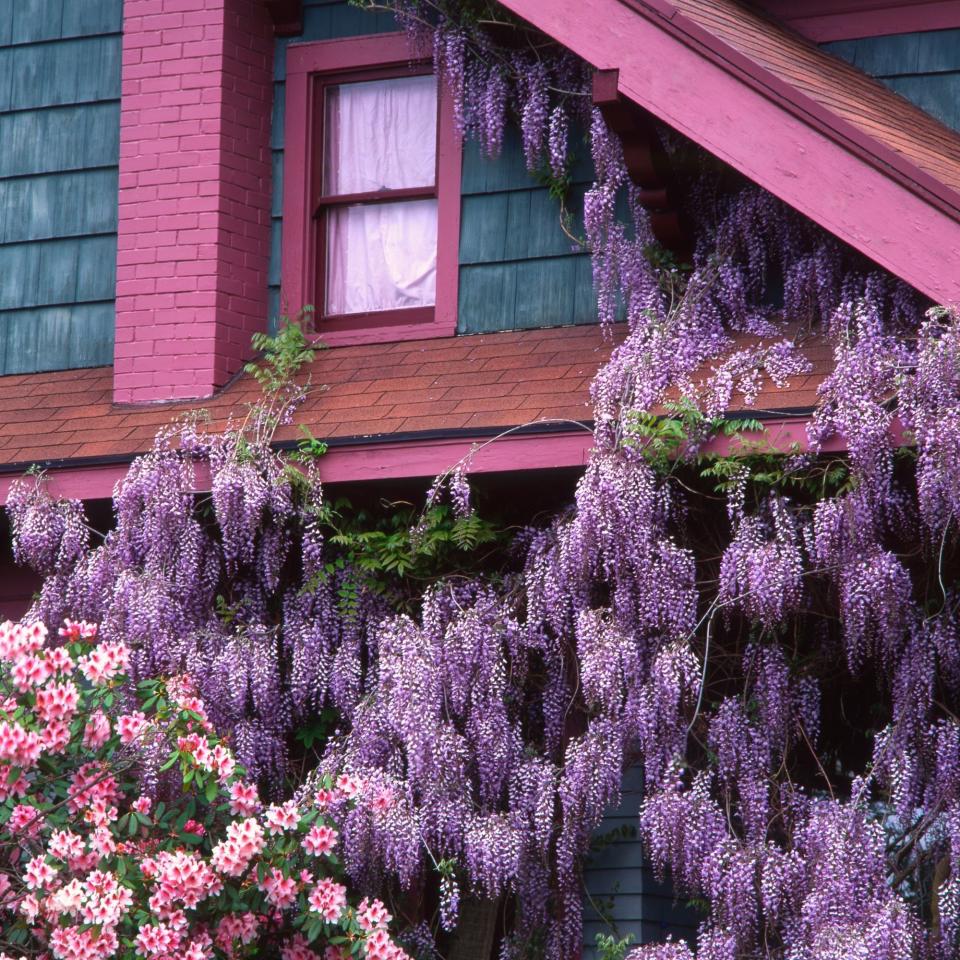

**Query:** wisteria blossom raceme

left=0, top=620, right=412, bottom=960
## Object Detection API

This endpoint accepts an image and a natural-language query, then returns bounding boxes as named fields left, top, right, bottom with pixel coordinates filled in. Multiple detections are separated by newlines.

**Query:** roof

left=0, top=326, right=831, bottom=500
left=671, top=0, right=960, bottom=196
left=499, top=0, right=960, bottom=305
left=0, top=327, right=611, bottom=473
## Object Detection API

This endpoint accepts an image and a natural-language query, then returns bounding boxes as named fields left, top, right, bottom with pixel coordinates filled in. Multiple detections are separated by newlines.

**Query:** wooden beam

left=263, top=0, right=302, bottom=36
left=592, top=67, right=689, bottom=256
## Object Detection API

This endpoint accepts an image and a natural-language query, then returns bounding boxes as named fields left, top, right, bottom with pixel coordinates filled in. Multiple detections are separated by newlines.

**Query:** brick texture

left=115, top=0, right=274, bottom=403
left=0, top=327, right=832, bottom=470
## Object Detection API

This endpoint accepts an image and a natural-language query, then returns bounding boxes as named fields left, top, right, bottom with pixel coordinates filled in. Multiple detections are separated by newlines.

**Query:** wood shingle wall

left=823, top=29, right=960, bottom=134
left=0, top=0, right=120, bottom=374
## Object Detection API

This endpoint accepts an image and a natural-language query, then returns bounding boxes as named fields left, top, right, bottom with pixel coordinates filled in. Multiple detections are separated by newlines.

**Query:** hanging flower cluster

left=0, top=618, right=409, bottom=960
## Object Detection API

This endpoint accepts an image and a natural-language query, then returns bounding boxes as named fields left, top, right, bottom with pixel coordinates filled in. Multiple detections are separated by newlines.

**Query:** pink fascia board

left=0, top=432, right=592, bottom=505
left=281, top=32, right=462, bottom=348
left=758, top=1, right=960, bottom=42
left=498, top=0, right=960, bottom=307
left=0, top=415, right=906, bottom=506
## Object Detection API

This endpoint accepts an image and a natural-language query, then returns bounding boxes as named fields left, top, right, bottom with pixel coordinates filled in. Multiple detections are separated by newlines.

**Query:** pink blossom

left=34, top=680, right=80, bottom=724
left=40, top=720, right=71, bottom=754
left=364, top=929, right=410, bottom=960
left=11, top=653, right=51, bottom=691
left=8, top=803, right=42, bottom=838
left=82, top=710, right=111, bottom=750
left=228, top=781, right=260, bottom=816
left=210, top=818, right=265, bottom=877
left=215, top=913, right=260, bottom=951
left=58, top=619, right=97, bottom=642
left=46, top=646, right=74, bottom=674
left=24, top=856, right=57, bottom=891
left=259, top=867, right=297, bottom=909
left=131, top=796, right=151, bottom=814
left=335, top=773, right=362, bottom=799
left=118, top=712, right=148, bottom=744
left=265, top=800, right=300, bottom=835
left=0, top=763, right=28, bottom=801
left=0, top=720, right=43, bottom=767
left=135, top=922, right=180, bottom=958
left=210, top=744, right=235, bottom=782
left=48, top=829, right=85, bottom=861
left=357, top=897, right=391, bottom=932
left=282, top=935, right=322, bottom=960
left=307, top=878, right=347, bottom=922
left=49, top=925, right=117, bottom=960
left=302, top=824, right=338, bottom=857
left=77, top=641, right=129, bottom=685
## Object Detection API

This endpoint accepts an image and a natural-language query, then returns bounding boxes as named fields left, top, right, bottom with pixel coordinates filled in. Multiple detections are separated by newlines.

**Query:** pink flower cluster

left=0, top=621, right=412, bottom=960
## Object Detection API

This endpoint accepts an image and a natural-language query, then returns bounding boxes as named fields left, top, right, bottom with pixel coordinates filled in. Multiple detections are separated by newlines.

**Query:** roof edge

left=620, top=0, right=960, bottom=220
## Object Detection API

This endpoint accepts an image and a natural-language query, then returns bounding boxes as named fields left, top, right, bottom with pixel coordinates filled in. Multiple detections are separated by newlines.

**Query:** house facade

left=2, top=0, right=960, bottom=950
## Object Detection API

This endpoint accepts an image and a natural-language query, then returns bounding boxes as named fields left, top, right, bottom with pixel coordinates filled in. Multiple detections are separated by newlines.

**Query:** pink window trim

left=282, top=33, right=462, bottom=348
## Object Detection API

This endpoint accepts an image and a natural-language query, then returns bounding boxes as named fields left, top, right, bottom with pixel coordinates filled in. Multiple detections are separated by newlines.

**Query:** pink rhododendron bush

left=0, top=618, right=407, bottom=960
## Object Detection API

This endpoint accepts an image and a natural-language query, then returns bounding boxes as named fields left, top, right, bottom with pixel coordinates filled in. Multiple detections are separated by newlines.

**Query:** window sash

left=312, top=65, right=441, bottom=323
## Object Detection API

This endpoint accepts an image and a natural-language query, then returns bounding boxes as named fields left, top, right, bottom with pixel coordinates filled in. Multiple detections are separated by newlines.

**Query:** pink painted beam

left=757, top=1, right=960, bottom=42
left=497, top=0, right=960, bottom=306
left=114, top=0, right=275, bottom=404
left=0, top=433, right=592, bottom=505
left=0, top=415, right=903, bottom=506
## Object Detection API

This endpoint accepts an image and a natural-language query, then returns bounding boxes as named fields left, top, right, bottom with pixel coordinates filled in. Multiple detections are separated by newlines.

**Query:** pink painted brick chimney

left=114, top=0, right=274, bottom=403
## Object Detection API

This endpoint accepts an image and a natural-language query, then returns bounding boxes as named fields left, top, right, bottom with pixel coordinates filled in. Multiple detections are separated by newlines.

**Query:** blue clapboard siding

left=0, top=0, right=121, bottom=374
left=822, top=30, right=960, bottom=134
left=457, top=125, right=596, bottom=334
left=268, top=0, right=400, bottom=325
left=582, top=766, right=699, bottom=958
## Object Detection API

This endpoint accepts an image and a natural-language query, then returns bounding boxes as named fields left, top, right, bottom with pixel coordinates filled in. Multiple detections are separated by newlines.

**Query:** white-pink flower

left=265, top=800, right=300, bottom=835
left=24, top=855, right=57, bottom=891
left=307, top=878, right=347, bottom=922
left=302, top=824, right=338, bottom=857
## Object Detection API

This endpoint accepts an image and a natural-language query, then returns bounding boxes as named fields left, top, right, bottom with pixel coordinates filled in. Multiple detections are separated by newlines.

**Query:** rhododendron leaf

left=159, top=751, right=179, bottom=772
left=204, top=778, right=218, bottom=802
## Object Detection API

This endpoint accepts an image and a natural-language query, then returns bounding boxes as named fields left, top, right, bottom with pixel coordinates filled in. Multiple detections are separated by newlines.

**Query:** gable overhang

left=498, top=0, right=960, bottom=306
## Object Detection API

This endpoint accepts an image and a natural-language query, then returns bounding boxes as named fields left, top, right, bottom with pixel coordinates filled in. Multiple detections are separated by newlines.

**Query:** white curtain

left=324, top=74, right=437, bottom=194
left=323, top=75, right=439, bottom=316
left=325, top=199, right=438, bottom=315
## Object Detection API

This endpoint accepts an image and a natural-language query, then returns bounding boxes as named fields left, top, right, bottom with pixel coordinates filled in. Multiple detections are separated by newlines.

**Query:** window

left=283, top=35, right=461, bottom=347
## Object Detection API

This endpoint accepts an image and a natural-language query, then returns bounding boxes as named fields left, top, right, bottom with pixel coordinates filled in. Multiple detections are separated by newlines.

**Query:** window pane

left=323, top=74, right=437, bottom=196
left=325, top=198, right=438, bottom=316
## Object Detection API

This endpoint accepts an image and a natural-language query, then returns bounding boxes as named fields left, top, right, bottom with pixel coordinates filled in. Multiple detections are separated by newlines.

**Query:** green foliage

left=303, top=496, right=509, bottom=613
left=594, top=932, right=635, bottom=960
left=290, top=425, right=329, bottom=464
left=245, top=308, right=317, bottom=399
left=624, top=397, right=764, bottom=473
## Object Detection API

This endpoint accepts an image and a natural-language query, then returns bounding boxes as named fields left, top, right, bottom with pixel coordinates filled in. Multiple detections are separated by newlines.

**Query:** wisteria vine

left=6, top=3, right=960, bottom=959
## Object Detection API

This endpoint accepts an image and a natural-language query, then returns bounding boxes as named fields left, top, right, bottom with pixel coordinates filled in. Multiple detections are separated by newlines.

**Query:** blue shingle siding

left=822, top=30, right=960, bottom=134
left=457, top=126, right=596, bottom=334
left=0, top=0, right=121, bottom=374
left=267, top=2, right=597, bottom=335
left=582, top=766, right=699, bottom=958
